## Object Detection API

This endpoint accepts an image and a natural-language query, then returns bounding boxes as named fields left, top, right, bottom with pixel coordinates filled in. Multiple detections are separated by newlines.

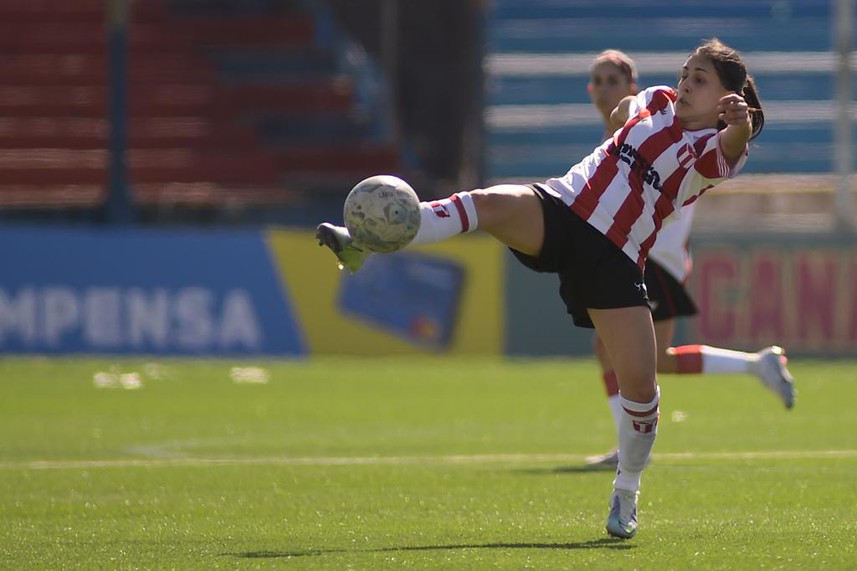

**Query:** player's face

left=675, top=55, right=731, bottom=129
left=589, top=61, right=635, bottom=117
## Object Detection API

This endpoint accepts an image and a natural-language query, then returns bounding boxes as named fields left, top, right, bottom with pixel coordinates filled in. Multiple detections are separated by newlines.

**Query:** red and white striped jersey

left=649, top=201, right=695, bottom=283
left=544, top=85, right=747, bottom=269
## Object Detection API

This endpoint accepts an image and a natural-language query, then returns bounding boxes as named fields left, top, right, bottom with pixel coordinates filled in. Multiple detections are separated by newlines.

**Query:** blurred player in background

left=320, top=38, right=770, bottom=539
left=584, top=49, right=796, bottom=470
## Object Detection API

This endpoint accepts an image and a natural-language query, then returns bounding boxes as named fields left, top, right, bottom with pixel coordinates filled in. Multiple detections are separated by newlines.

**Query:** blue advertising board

left=0, top=227, right=305, bottom=356
left=337, top=252, right=465, bottom=349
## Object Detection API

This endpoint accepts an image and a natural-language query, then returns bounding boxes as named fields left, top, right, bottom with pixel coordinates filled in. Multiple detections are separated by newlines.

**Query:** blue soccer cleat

left=606, top=488, right=639, bottom=539
left=753, top=346, right=796, bottom=409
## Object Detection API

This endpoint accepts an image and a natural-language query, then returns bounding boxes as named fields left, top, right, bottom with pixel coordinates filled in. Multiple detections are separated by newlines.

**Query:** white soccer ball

left=343, top=175, right=421, bottom=253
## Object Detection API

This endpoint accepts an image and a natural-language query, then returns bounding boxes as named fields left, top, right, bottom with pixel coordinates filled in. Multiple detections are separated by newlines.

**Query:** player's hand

left=717, top=93, right=752, bottom=129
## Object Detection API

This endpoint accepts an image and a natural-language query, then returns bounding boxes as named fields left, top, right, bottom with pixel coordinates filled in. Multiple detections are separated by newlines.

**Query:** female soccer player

left=584, top=50, right=795, bottom=470
left=318, top=38, right=764, bottom=539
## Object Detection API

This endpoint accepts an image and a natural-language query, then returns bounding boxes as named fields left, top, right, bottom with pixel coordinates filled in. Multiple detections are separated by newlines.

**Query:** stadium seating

left=485, top=0, right=856, bottom=181
left=0, top=0, right=401, bottom=222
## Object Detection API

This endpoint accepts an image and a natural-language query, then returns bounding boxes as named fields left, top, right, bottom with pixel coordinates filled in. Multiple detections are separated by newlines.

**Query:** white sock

left=701, top=346, right=755, bottom=374
left=410, top=192, right=478, bottom=246
left=607, top=394, right=623, bottom=436
left=614, top=387, right=660, bottom=493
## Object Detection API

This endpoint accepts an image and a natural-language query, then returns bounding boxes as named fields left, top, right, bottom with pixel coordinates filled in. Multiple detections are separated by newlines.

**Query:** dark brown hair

left=693, top=38, right=764, bottom=140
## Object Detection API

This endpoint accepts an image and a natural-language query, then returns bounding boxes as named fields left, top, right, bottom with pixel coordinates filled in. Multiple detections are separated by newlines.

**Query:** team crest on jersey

left=676, top=143, right=697, bottom=169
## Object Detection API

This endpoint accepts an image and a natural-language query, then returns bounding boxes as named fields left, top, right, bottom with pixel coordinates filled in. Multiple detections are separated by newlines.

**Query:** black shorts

left=510, top=184, right=649, bottom=328
left=645, top=259, right=698, bottom=322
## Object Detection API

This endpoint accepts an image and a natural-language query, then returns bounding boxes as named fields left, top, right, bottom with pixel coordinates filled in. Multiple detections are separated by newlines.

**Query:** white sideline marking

left=1, top=450, right=856, bottom=471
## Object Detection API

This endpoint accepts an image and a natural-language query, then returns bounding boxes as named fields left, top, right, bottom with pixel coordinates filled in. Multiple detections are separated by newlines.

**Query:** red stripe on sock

left=602, top=371, right=620, bottom=396
left=623, top=403, right=660, bottom=418
left=450, top=194, right=469, bottom=233
left=673, top=344, right=704, bottom=374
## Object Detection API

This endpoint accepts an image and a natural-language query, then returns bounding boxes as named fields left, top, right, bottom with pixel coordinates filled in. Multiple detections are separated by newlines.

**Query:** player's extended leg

left=410, top=183, right=545, bottom=254
left=660, top=343, right=795, bottom=408
left=318, top=184, right=544, bottom=272
left=589, top=305, right=659, bottom=539
left=465, top=185, right=544, bottom=255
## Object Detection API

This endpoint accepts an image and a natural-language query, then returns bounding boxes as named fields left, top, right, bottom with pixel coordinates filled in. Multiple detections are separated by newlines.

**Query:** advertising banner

left=689, top=237, right=857, bottom=357
left=504, top=234, right=857, bottom=358
left=0, top=227, right=305, bottom=356
left=7, top=227, right=848, bottom=358
left=266, top=229, right=504, bottom=356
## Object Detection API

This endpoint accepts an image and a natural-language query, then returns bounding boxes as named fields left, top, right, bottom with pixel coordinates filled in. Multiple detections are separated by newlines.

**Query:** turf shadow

left=513, top=464, right=617, bottom=475
left=234, top=538, right=631, bottom=559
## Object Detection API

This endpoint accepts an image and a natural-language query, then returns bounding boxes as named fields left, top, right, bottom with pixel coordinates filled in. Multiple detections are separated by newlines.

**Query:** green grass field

left=1, top=356, right=855, bottom=569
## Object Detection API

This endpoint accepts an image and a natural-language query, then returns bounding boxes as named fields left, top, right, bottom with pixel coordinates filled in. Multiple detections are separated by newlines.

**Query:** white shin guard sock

left=701, top=346, right=754, bottom=374
left=410, top=192, right=478, bottom=246
left=607, top=394, right=623, bottom=438
left=614, top=387, right=660, bottom=492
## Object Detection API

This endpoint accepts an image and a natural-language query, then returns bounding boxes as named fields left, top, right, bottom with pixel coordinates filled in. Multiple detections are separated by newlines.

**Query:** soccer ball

left=343, top=175, right=421, bottom=253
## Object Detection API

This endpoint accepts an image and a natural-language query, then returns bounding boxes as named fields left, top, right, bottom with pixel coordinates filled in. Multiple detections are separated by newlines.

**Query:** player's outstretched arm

left=717, top=93, right=753, bottom=166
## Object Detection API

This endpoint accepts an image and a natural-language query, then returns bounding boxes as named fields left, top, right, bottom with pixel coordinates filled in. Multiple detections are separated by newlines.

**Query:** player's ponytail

left=742, top=75, right=765, bottom=141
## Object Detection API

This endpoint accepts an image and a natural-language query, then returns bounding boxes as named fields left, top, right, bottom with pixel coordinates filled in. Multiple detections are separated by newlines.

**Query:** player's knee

left=469, top=188, right=508, bottom=226
left=617, top=375, right=658, bottom=403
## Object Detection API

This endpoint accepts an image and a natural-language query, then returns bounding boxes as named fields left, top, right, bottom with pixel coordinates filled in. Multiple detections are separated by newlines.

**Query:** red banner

left=690, top=243, right=857, bottom=355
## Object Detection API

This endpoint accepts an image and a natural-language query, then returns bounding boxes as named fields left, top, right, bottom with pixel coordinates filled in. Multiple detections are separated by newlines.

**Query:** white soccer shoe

left=606, top=488, right=639, bottom=539
left=316, top=223, right=370, bottom=274
left=753, top=346, right=796, bottom=409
